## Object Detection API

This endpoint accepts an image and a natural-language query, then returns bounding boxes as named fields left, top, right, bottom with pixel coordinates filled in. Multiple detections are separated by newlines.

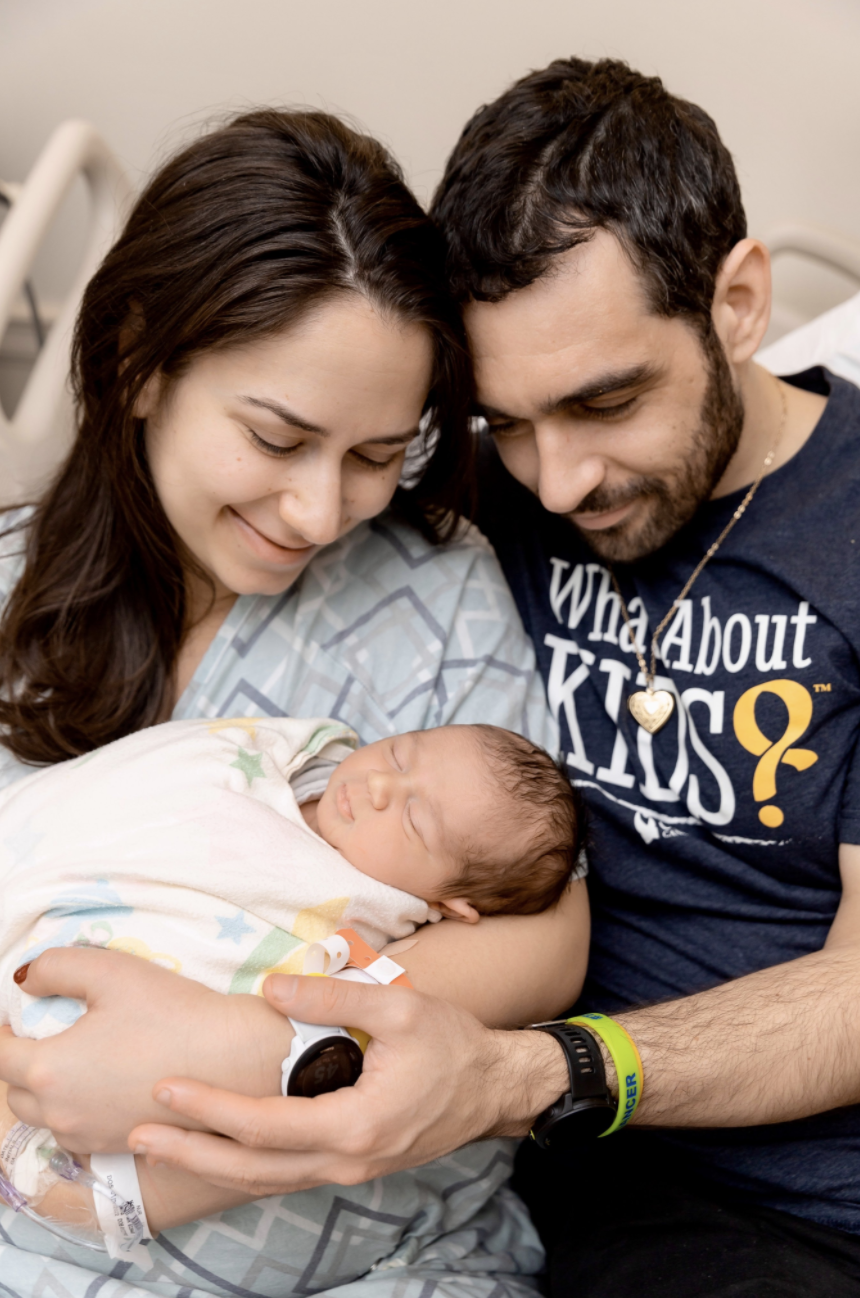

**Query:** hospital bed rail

left=0, top=120, right=131, bottom=500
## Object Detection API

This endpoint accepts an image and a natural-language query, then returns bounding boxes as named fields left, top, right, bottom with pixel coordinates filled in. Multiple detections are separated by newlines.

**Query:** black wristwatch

left=530, top=1021, right=615, bottom=1151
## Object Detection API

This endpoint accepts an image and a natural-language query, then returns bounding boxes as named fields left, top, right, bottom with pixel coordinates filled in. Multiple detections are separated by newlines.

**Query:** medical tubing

left=0, top=1166, right=107, bottom=1253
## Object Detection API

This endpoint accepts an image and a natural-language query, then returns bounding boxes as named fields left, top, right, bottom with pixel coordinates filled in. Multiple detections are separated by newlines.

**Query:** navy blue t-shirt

left=478, top=368, right=860, bottom=1233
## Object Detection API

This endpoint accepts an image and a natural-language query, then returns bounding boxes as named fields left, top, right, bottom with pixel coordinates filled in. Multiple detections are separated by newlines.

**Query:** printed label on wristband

left=90, top=1152, right=152, bottom=1262
left=568, top=1013, right=644, bottom=1137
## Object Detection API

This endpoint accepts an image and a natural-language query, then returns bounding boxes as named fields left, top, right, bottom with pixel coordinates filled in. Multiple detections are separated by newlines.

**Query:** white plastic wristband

left=89, top=1152, right=152, bottom=1263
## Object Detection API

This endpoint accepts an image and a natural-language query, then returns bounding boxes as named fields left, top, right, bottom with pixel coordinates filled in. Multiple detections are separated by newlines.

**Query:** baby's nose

left=367, top=769, right=392, bottom=810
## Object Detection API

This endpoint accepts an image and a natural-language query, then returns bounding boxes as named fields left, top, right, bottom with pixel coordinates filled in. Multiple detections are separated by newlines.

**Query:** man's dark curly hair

left=430, top=56, right=747, bottom=329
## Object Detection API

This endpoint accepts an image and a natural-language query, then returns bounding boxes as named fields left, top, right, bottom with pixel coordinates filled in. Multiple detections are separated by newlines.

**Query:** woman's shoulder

left=317, top=511, right=499, bottom=587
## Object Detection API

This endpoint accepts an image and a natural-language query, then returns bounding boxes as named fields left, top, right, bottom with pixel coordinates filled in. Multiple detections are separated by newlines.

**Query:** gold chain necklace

left=609, top=381, right=787, bottom=735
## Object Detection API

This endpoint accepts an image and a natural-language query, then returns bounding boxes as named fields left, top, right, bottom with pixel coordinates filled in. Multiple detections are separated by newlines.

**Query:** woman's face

left=143, top=294, right=434, bottom=598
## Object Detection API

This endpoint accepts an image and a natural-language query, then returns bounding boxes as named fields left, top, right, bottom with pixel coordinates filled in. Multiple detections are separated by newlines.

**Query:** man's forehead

left=464, top=230, right=661, bottom=405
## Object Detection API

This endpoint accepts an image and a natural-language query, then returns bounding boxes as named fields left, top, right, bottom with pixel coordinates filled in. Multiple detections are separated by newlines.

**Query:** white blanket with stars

left=0, top=715, right=437, bottom=1039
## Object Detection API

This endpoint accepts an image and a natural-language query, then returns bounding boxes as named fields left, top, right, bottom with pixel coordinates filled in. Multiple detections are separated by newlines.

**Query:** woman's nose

left=367, top=768, right=393, bottom=810
left=535, top=428, right=605, bottom=516
left=278, top=466, right=344, bottom=547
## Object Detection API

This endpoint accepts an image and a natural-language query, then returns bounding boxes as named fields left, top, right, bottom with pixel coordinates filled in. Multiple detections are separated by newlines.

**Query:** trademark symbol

left=813, top=684, right=832, bottom=693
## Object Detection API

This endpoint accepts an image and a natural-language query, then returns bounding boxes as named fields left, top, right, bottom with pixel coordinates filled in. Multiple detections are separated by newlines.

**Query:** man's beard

left=572, top=332, right=745, bottom=564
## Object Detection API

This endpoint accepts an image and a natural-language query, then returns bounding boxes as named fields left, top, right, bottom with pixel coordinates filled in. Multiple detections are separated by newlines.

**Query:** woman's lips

left=336, top=782, right=354, bottom=822
left=229, top=508, right=316, bottom=566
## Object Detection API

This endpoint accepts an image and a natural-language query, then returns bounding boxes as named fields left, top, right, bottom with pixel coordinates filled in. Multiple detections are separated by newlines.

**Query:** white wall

left=2, top=0, right=859, bottom=334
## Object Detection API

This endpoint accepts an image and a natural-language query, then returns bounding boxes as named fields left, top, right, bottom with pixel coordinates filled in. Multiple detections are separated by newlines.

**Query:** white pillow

left=757, top=289, right=860, bottom=386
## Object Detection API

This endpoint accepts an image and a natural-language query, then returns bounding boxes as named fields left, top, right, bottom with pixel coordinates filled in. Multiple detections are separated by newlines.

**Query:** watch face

left=287, top=1037, right=364, bottom=1098
left=541, top=1104, right=614, bottom=1153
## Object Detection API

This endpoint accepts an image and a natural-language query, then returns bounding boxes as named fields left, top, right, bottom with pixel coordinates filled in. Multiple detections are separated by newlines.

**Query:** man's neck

left=711, top=360, right=827, bottom=499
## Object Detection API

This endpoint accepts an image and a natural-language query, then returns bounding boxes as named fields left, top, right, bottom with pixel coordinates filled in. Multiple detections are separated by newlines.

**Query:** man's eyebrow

left=541, top=364, right=660, bottom=415
left=473, top=363, right=661, bottom=422
left=238, top=395, right=419, bottom=445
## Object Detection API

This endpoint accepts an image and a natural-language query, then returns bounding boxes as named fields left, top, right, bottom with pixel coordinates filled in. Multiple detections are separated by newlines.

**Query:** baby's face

left=315, top=726, right=495, bottom=914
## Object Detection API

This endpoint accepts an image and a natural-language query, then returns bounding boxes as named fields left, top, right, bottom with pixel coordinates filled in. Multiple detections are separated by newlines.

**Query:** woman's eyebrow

left=238, top=395, right=419, bottom=445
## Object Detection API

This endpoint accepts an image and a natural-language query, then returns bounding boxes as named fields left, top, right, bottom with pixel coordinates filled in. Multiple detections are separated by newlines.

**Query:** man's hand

left=129, top=973, right=570, bottom=1196
left=0, top=947, right=293, bottom=1152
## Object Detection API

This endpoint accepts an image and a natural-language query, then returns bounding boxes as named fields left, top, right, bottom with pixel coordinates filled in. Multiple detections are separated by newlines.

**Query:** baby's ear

left=435, top=897, right=481, bottom=924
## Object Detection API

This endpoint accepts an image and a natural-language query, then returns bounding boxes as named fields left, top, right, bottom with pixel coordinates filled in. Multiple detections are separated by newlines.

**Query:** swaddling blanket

left=0, top=717, right=541, bottom=1298
left=0, top=715, right=439, bottom=1037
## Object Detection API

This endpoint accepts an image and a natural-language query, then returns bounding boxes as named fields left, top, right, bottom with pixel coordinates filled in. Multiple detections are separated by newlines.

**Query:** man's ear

left=435, top=897, right=481, bottom=924
left=711, top=237, right=772, bottom=366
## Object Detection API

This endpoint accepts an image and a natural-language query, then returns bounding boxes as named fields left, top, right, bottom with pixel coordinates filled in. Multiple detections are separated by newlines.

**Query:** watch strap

left=530, top=1022, right=614, bottom=1148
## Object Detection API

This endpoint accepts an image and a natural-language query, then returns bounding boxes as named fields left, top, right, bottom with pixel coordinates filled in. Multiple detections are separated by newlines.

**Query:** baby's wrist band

left=281, top=929, right=411, bottom=1097
left=567, top=1013, right=644, bottom=1135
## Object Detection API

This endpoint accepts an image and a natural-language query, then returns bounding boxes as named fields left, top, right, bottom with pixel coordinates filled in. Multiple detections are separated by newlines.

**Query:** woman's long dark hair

left=0, top=109, right=474, bottom=767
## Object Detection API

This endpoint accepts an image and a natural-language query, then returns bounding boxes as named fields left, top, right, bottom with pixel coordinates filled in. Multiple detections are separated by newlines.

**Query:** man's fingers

left=145, top=1078, right=346, bottom=1152
left=128, top=1124, right=337, bottom=1195
left=263, top=973, right=419, bottom=1038
left=12, top=944, right=118, bottom=1001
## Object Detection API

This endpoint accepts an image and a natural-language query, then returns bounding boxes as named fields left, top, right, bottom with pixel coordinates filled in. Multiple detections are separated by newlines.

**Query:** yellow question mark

left=732, top=680, right=818, bottom=828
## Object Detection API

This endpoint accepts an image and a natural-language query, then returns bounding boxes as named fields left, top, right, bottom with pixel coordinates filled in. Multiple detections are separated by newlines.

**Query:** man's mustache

left=573, top=475, right=666, bottom=519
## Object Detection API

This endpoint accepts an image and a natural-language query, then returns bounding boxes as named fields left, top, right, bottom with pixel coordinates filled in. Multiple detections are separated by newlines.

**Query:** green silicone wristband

left=568, top=1013, right=644, bottom=1136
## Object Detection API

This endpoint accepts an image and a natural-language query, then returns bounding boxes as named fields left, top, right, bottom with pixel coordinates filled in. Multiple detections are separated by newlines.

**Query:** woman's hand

left=0, top=947, right=293, bottom=1153
left=129, top=973, right=569, bottom=1196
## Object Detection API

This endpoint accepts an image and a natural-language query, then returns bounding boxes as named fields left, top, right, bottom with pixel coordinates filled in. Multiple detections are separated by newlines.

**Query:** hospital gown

left=0, top=509, right=554, bottom=1298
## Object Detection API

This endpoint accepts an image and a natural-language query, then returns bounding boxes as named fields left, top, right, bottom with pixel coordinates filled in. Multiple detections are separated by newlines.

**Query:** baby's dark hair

left=441, top=725, right=586, bottom=916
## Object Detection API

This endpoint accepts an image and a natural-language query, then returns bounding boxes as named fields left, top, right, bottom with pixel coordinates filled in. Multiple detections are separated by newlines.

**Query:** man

left=6, top=58, right=860, bottom=1297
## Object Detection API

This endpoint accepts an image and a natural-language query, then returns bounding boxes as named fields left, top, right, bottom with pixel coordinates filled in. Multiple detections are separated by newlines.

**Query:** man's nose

left=534, top=427, right=606, bottom=516
left=367, top=768, right=393, bottom=811
left=278, top=464, right=344, bottom=547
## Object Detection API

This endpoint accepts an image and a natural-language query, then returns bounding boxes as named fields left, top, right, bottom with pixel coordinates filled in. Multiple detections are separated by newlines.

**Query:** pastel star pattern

left=230, top=747, right=266, bottom=786
left=216, top=911, right=256, bottom=944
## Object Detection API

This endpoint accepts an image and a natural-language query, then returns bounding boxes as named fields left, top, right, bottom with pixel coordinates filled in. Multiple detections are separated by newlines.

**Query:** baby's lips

left=13, top=963, right=30, bottom=986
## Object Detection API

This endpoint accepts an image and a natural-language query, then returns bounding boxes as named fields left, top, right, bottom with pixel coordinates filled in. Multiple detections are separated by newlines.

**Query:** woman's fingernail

left=155, top=1088, right=173, bottom=1107
left=13, top=963, right=30, bottom=986
left=133, top=1144, right=148, bottom=1156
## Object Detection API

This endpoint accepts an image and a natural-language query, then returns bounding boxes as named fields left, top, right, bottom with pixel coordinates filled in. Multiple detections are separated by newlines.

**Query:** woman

left=0, top=109, right=587, bottom=1296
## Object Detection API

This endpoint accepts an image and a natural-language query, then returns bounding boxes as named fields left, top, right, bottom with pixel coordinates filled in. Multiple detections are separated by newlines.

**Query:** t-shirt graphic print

left=479, top=368, right=860, bottom=1233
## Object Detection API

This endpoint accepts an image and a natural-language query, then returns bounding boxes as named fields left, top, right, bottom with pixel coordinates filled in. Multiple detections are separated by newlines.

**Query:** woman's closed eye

left=247, top=427, right=302, bottom=458
left=349, top=447, right=402, bottom=471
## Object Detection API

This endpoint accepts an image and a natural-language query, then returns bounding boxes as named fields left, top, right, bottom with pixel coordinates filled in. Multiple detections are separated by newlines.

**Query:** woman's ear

left=435, top=898, right=481, bottom=924
left=711, top=237, right=772, bottom=366
left=132, top=371, right=163, bottom=420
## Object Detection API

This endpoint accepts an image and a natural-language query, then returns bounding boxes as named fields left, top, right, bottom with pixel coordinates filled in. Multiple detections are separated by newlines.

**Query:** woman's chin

left=209, top=565, right=305, bottom=600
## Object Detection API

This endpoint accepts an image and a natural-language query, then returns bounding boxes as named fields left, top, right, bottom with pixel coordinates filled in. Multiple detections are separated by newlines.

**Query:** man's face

left=465, top=230, right=744, bottom=563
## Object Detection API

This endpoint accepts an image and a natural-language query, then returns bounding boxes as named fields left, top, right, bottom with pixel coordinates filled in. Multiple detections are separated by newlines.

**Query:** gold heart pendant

left=628, top=689, right=675, bottom=734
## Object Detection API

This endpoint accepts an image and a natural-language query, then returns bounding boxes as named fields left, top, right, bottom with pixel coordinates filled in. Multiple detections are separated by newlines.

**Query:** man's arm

left=116, top=845, right=860, bottom=1196
left=605, top=840, right=860, bottom=1126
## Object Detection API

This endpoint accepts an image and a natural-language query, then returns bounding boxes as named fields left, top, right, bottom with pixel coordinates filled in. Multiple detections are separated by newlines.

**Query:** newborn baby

left=0, top=716, right=583, bottom=1265
left=0, top=716, right=584, bottom=1043
left=302, top=721, right=584, bottom=923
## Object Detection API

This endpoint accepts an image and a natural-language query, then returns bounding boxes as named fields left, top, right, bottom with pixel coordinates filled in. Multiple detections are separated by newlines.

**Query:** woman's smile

left=227, top=507, right=317, bottom=567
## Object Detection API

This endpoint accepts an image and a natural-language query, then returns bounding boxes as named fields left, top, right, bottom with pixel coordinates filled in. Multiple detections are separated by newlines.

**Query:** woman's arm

left=0, top=1077, right=254, bottom=1235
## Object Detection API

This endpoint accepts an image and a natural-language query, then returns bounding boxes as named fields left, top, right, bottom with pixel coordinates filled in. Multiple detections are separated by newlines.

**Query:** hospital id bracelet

left=567, top=1013, right=644, bottom=1136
